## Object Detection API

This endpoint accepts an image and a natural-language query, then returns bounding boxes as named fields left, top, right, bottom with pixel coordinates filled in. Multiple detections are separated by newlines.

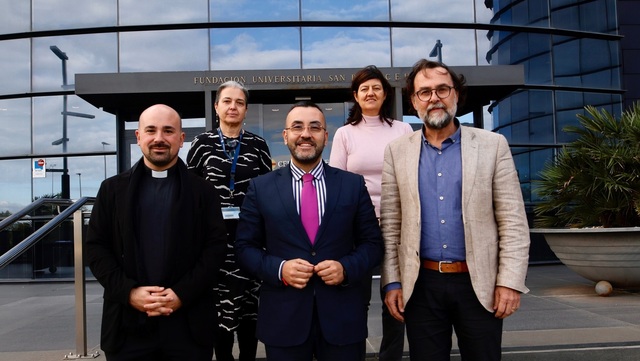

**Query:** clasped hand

left=282, top=258, right=344, bottom=289
left=129, top=286, right=182, bottom=317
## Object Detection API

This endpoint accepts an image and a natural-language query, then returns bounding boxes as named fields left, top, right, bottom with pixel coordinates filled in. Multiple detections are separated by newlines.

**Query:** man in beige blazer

left=380, top=59, right=530, bottom=361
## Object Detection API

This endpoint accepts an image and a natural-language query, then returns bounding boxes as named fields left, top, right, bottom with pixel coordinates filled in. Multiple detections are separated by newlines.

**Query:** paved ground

left=1, top=264, right=639, bottom=360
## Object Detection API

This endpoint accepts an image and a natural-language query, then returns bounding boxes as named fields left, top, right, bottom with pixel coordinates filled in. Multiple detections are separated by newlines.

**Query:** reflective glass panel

left=554, top=38, right=620, bottom=89
left=33, top=96, right=115, bottom=155
left=120, top=0, right=208, bottom=25
left=302, top=0, right=389, bottom=21
left=0, top=159, right=32, bottom=214
left=0, top=98, right=31, bottom=156
left=392, top=28, right=478, bottom=67
left=489, top=0, right=550, bottom=27
left=550, top=0, right=616, bottom=32
left=475, top=0, right=495, bottom=24
left=210, top=0, right=299, bottom=21
left=0, top=0, right=30, bottom=34
left=0, top=39, right=30, bottom=95
left=522, top=147, right=555, bottom=203
left=32, top=0, right=117, bottom=31
left=555, top=91, right=621, bottom=144
left=120, top=30, right=208, bottom=72
left=211, top=28, right=301, bottom=70
left=302, top=27, right=391, bottom=68
left=32, top=34, right=118, bottom=92
left=391, top=0, right=474, bottom=22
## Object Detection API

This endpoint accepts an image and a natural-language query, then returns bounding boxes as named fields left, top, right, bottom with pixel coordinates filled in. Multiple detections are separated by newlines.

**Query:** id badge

left=222, top=206, right=241, bottom=220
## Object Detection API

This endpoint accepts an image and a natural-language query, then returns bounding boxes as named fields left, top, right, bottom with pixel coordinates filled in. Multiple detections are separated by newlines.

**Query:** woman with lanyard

left=187, top=80, right=272, bottom=361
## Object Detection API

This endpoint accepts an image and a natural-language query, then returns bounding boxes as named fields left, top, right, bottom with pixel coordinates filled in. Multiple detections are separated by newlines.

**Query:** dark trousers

left=104, top=313, right=212, bottom=361
left=405, top=268, right=503, bottom=361
left=214, top=319, right=259, bottom=361
left=264, top=302, right=365, bottom=361
left=379, top=287, right=406, bottom=361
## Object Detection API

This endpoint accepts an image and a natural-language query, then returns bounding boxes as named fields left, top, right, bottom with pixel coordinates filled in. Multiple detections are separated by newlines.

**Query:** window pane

left=210, top=0, right=299, bottom=21
left=554, top=91, right=622, bottom=143
left=554, top=37, right=620, bottom=89
left=391, top=0, right=473, bottom=22
left=0, top=0, right=30, bottom=34
left=303, top=0, right=389, bottom=21
left=0, top=39, right=30, bottom=95
left=550, top=0, right=616, bottom=33
left=120, top=30, right=208, bottom=72
left=32, top=0, right=116, bottom=31
left=475, top=0, right=495, bottom=24
left=120, top=0, right=208, bottom=25
left=0, top=98, right=31, bottom=156
left=33, top=96, right=115, bottom=155
left=0, top=160, right=32, bottom=213
left=211, top=28, right=301, bottom=70
left=302, top=27, right=390, bottom=68
left=32, top=34, right=118, bottom=92
left=393, top=28, right=477, bottom=67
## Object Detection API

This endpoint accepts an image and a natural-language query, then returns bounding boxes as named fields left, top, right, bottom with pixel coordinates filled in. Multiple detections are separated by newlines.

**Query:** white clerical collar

left=151, top=169, right=168, bottom=178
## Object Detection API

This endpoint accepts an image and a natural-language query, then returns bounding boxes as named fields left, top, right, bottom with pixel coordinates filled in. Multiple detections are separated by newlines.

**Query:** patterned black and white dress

left=186, top=128, right=272, bottom=332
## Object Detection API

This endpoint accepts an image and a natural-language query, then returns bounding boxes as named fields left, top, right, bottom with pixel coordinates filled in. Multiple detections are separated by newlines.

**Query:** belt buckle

left=438, top=261, right=453, bottom=273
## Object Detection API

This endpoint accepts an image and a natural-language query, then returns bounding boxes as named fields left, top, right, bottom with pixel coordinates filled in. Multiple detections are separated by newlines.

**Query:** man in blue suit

left=235, top=101, right=383, bottom=361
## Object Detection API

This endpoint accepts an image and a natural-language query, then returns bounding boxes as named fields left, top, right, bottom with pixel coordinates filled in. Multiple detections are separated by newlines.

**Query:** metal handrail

left=0, top=197, right=72, bottom=232
left=0, top=197, right=99, bottom=358
left=0, top=197, right=94, bottom=271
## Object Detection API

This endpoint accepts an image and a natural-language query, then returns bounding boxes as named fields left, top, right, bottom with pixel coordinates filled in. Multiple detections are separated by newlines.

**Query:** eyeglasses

left=285, top=124, right=326, bottom=135
left=414, top=85, right=455, bottom=102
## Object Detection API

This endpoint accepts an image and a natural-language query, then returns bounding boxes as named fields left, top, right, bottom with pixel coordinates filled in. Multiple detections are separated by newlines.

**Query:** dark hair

left=288, top=100, right=324, bottom=115
left=347, top=65, right=394, bottom=126
left=215, top=80, right=249, bottom=105
left=405, top=59, right=467, bottom=115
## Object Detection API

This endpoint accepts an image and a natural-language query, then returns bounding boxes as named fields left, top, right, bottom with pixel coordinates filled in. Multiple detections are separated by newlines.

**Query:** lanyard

left=217, top=128, right=243, bottom=198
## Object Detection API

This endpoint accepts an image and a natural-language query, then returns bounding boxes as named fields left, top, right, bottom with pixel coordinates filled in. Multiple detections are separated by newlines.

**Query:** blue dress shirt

left=418, top=126, right=466, bottom=261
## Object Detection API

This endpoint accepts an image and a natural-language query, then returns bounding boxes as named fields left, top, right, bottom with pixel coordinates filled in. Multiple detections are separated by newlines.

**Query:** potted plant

left=531, top=102, right=640, bottom=292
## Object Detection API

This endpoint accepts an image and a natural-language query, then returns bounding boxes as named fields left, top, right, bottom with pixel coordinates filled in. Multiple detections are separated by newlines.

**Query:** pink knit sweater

left=329, top=115, right=414, bottom=217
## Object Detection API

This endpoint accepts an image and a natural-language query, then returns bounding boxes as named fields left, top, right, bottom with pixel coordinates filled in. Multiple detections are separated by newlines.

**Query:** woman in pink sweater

left=329, top=65, right=413, bottom=361
left=329, top=65, right=413, bottom=218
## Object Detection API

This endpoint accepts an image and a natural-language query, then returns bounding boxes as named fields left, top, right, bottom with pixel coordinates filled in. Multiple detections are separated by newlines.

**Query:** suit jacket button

left=311, top=251, right=316, bottom=256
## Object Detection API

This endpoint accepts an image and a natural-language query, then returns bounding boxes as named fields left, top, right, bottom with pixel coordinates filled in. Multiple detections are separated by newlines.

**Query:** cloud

left=120, top=30, right=209, bottom=72
left=302, top=0, right=390, bottom=21
left=302, top=27, right=392, bottom=68
left=32, top=0, right=116, bottom=30
left=212, top=32, right=301, bottom=70
left=119, top=0, right=208, bottom=25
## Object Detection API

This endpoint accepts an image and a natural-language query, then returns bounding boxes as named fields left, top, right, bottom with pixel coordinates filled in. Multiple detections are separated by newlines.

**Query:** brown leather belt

left=422, top=260, right=469, bottom=273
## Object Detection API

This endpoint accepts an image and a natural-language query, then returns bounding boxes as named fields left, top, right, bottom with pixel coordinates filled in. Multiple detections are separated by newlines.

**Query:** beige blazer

left=380, top=126, right=530, bottom=312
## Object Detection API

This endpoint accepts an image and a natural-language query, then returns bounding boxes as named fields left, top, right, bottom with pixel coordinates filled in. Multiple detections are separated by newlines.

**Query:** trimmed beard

left=420, top=103, right=456, bottom=130
left=288, top=140, right=324, bottom=166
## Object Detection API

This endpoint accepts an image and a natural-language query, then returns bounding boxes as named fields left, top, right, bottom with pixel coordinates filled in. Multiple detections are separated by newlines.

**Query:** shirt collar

left=421, top=121, right=462, bottom=148
left=290, top=160, right=325, bottom=181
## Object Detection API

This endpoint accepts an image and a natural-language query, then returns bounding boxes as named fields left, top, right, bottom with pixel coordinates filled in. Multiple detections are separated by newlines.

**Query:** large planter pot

left=531, top=227, right=640, bottom=289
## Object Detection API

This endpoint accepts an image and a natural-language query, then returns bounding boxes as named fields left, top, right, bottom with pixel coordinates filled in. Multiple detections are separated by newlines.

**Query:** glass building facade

left=0, top=0, right=635, bottom=274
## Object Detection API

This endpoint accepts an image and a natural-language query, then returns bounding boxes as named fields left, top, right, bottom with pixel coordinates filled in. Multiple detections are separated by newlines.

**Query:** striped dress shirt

left=289, top=161, right=327, bottom=225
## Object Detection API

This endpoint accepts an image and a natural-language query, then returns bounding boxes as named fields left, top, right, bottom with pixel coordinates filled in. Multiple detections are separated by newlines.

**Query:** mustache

left=149, top=142, right=169, bottom=149
left=295, top=139, right=316, bottom=146
left=427, top=103, right=446, bottom=111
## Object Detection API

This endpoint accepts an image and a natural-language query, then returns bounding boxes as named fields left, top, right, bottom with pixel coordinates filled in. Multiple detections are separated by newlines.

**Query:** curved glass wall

left=487, top=0, right=622, bottom=204
left=0, top=0, right=625, bottom=269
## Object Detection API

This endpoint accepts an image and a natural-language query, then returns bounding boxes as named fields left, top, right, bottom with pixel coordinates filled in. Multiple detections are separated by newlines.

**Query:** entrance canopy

left=75, top=65, right=524, bottom=121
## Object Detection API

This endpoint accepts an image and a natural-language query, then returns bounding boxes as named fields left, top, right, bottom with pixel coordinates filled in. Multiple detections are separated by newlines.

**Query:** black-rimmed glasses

left=414, top=85, right=455, bottom=102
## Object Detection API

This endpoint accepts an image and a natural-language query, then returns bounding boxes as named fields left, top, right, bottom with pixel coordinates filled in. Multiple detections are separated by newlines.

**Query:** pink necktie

left=300, top=173, right=319, bottom=244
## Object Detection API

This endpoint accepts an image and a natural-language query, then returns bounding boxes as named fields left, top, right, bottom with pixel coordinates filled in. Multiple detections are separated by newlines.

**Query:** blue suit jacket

left=235, top=163, right=383, bottom=347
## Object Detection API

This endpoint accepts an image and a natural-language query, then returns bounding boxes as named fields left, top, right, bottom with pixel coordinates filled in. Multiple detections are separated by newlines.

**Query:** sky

left=0, top=0, right=497, bottom=213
